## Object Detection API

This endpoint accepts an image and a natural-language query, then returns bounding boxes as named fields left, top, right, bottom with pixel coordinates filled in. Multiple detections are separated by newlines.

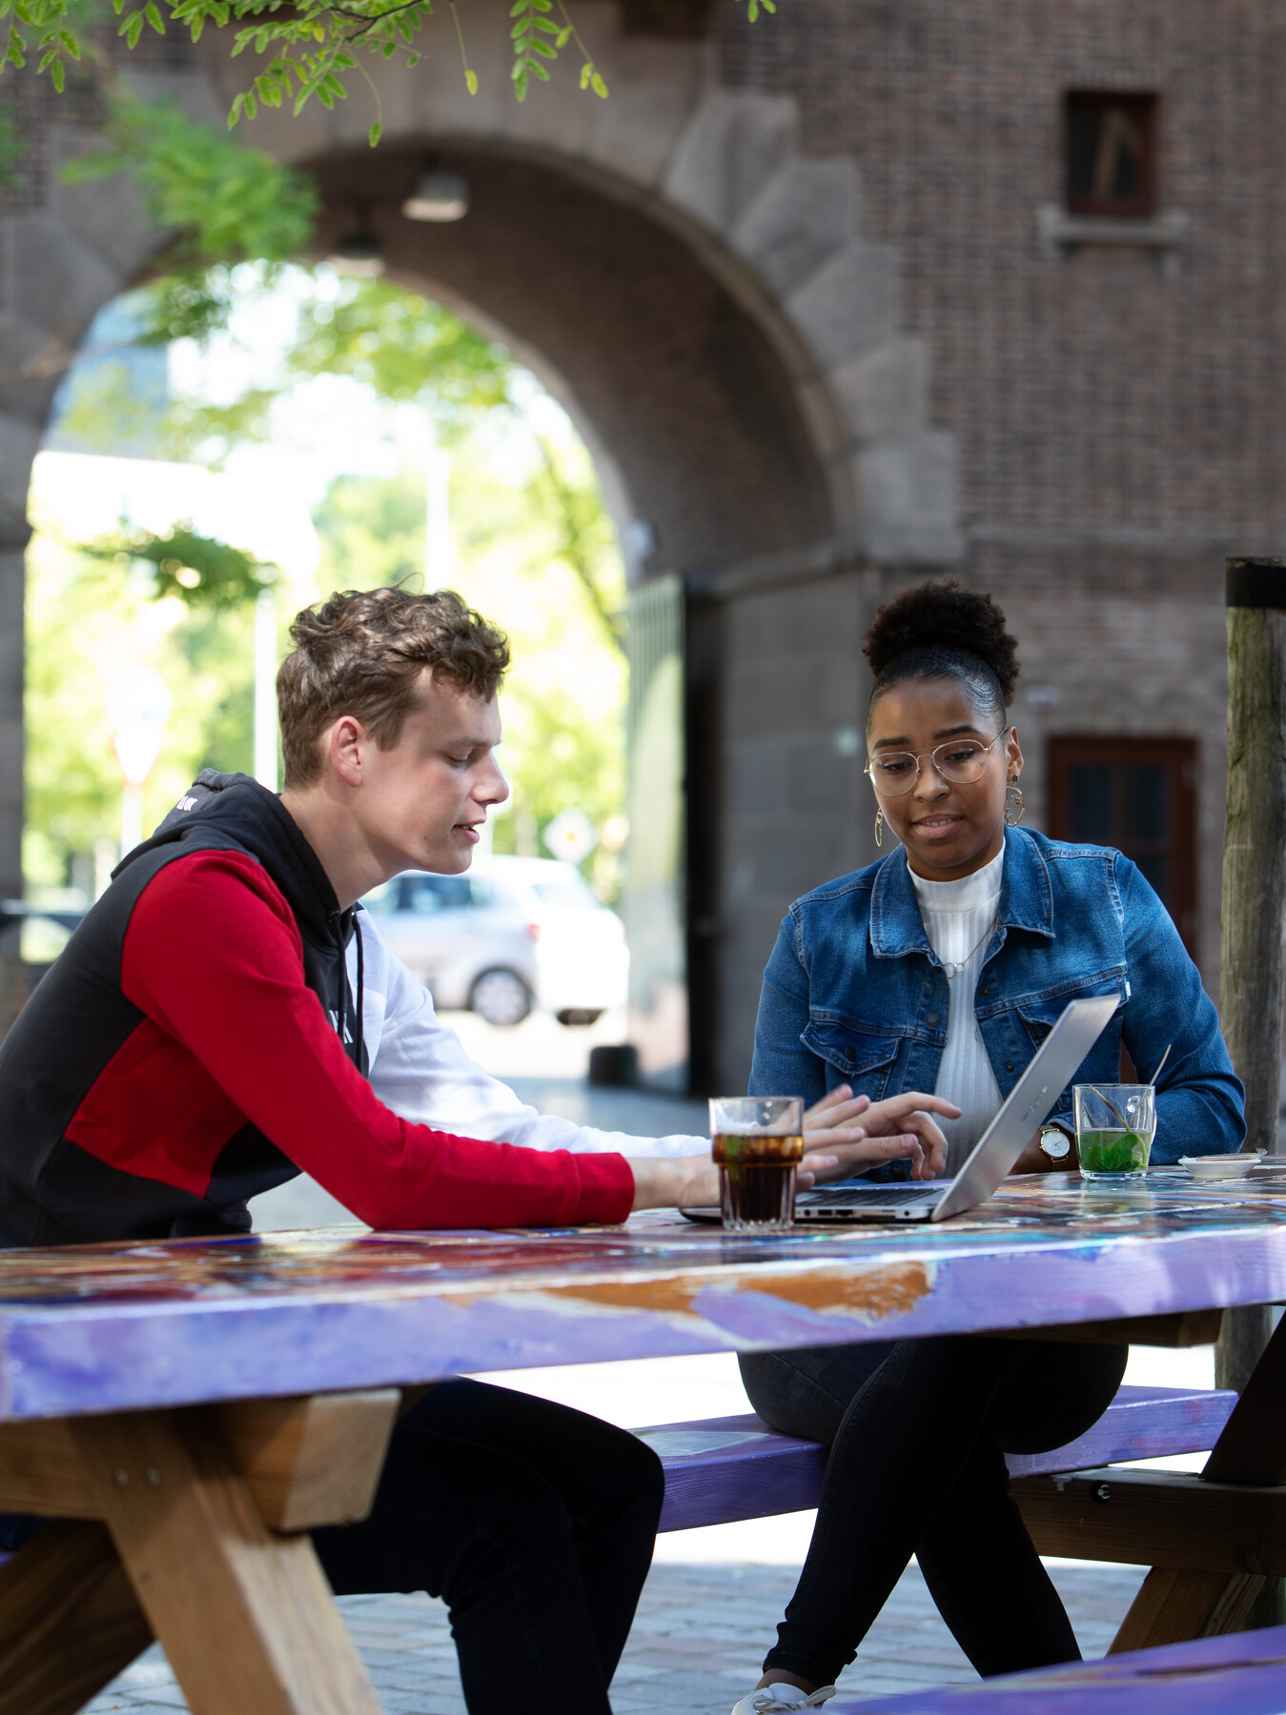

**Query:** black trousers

left=738, top=1335, right=1128, bottom=1687
left=313, top=1379, right=664, bottom=1714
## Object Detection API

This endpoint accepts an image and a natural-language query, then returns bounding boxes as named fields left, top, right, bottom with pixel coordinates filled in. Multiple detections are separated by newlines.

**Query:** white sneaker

left=729, top=1684, right=838, bottom=1714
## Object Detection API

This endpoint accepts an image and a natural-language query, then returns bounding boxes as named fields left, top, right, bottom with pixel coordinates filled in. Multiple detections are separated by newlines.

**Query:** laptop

left=681, top=993, right=1119, bottom=1228
left=795, top=993, right=1119, bottom=1223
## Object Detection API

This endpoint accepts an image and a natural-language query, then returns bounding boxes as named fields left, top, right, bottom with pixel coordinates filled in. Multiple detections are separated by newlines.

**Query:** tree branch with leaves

left=2, top=0, right=779, bottom=142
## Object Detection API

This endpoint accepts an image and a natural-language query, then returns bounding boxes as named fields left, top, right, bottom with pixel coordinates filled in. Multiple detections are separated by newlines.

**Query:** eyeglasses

left=865, top=727, right=1012, bottom=797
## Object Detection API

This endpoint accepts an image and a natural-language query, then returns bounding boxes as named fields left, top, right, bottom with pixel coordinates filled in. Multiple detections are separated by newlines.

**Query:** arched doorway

left=4, top=33, right=963, bottom=1082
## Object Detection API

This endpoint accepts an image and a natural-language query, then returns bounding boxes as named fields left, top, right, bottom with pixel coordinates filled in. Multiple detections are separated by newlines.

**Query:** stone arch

left=199, top=9, right=962, bottom=571
left=1, top=8, right=962, bottom=1074
left=1, top=15, right=962, bottom=569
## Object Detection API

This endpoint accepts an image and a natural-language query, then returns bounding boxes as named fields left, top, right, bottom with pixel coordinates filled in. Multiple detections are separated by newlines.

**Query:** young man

left=0, top=586, right=952, bottom=1715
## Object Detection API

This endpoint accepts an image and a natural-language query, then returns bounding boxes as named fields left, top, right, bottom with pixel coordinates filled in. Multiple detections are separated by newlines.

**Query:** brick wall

left=694, top=0, right=1280, bottom=1072
left=719, top=0, right=1286, bottom=552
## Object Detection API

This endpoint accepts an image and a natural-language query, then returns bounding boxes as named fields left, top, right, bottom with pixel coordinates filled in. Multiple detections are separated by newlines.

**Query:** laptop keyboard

left=804, top=1186, right=940, bottom=1208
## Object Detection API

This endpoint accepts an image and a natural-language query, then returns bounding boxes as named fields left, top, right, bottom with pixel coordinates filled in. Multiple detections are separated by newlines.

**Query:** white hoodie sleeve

left=354, top=912, right=707, bottom=1159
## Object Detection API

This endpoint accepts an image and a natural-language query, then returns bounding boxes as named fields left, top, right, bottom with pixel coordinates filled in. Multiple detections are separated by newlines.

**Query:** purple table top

left=2, top=1168, right=1286, bottom=1422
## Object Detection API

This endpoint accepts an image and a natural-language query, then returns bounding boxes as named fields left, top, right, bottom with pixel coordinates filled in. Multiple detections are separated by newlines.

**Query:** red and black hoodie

left=0, top=771, right=633, bottom=1247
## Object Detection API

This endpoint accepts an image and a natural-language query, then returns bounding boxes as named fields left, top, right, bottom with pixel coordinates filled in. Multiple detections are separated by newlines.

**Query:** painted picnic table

left=5, top=1166, right=1286, bottom=1715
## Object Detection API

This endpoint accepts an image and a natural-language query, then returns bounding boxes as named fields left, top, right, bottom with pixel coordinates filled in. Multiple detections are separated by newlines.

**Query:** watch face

left=1040, top=1127, right=1071, bottom=1158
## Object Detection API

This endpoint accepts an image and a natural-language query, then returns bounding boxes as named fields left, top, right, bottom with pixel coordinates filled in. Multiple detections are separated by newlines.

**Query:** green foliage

left=313, top=472, right=427, bottom=595
left=168, top=597, right=256, bottom=774
left=55, top=267, right=515, bottom=457
left=63, top=92, right=316, bottom=265
left=52, top=360, right=161, bottom=452
left=55, top=354, right=279, bottom=462
left=306, top=442, right=626, bottom=880
left=0, top=0, right=700, bottom=122
left=24, top=535, right=256, bottom=879
left=81, top=523, right=276, bottom=608
left=0, top=0, right=82, bottom=91
left=446, top=435, right=625, bottom=881
left=528, top=430, right=622, bottom=653
left=58, top=91, right=318, bottom=342
left=286, top=278, right=513, bottom=431
left=34, top=255, right=627, bottom=890
left=25, top=552, right=123, bottom=868
left=508, top=0, right=600, bottom=105
left=133, top=267, right=261, bottom=347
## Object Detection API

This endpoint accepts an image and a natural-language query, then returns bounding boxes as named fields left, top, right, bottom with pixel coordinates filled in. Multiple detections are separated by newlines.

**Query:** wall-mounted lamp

left=402, top=164, right=469, bottom=223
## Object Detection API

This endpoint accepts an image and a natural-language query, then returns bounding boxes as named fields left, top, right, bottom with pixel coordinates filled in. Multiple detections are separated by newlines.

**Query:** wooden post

left=1217, top=557, right=1286, bottom=1390
left=1215, top=556, right=1286, bottom=1628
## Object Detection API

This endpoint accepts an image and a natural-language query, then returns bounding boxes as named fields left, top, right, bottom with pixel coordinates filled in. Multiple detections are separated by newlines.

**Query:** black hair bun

left=863, top=579, right=1020, bottom=702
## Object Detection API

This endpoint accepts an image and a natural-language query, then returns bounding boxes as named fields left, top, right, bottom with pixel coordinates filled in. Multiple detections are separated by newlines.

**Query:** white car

left=363, top=855, right=628, bottom=1028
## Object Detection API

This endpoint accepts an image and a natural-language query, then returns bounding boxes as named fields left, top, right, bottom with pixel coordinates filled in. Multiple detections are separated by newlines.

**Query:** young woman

left=730, top=580, right=1245, bottom=1714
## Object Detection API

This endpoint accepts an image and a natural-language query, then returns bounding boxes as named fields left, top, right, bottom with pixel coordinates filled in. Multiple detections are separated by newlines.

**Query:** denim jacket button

left=925, top=1011, right=940, bottom=1027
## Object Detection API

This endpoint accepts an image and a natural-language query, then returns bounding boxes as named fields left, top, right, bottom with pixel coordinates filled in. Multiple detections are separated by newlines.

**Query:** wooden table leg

left=72, top=1408, right=384, bottom=1715
left=0, top=1521, right=152, bottom=1715
left=1111, top=1567, right=1263, bottom=1652
left=1110, top=1309, right=1286, bottom=1652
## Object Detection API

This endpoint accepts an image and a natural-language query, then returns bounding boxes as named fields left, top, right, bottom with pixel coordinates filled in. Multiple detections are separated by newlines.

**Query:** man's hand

left=627, top=1156, right=719, bottom=1211
left=804, top=1085, right=959, bottom=1182
left=627, top=1144, right=838, bottom=1213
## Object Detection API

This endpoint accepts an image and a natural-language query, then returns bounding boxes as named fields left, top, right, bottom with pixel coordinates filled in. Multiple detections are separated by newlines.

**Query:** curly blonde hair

left=278, top=587, right=510, bottom=787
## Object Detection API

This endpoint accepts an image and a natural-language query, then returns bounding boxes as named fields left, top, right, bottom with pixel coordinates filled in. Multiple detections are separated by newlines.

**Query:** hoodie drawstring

left=352, top=913, right=366, bottom=1073
left=333, top=911, right=366, bottom=1074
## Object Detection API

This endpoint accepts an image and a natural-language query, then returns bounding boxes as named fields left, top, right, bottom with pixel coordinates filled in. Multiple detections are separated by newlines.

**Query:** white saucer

left=1176, top=1151, right=1266, bottom=1180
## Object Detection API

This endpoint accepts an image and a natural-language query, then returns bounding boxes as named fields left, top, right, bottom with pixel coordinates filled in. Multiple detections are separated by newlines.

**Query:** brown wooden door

left=1047, top=736, right=1198, bottom=954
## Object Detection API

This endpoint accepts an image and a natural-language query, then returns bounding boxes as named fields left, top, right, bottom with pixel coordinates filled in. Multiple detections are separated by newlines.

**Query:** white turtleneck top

left=908, top=846, right=1005, bottom=1174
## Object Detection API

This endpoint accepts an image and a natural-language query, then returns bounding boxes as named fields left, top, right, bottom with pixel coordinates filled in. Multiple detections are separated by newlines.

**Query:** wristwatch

left=1039, top=1123, right=1073, bottom=1164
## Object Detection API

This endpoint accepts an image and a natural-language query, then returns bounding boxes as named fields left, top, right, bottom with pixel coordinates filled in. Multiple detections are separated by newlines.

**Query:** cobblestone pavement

left=84, top=1557, right=1149, bottom=1715
left=81, top=1024, right=1182, bottom=1713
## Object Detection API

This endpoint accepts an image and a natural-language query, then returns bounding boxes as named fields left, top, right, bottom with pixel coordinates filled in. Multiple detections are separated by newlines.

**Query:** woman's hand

left=801, top=1085, right=959, bottom=1183
left=1009, top=1130, right=1078, bottom=1175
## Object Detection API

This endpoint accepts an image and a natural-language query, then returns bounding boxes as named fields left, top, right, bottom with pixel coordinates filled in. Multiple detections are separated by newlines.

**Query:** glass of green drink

left=1074, top=1083, right=1157, bottom=1181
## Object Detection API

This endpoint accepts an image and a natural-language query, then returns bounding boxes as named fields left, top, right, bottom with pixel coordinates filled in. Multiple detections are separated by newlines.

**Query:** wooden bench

left=822, top=1622, right=1286, bottom=1711
left=641, top=1383, right=1238, bottom=1533
left=0, top=1385, right=1236, bottom=1573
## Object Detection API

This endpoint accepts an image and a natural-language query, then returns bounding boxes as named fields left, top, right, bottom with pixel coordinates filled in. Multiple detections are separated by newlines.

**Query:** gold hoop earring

left=1005, top=782, right=1025, bottom=827
left=874, top=808, right=885, bottom=848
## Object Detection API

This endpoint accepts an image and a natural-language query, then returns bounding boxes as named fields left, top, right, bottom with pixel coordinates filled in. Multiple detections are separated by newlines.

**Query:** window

left=398, top=874, right=473, bottom=915
left=1047, top=736, right=1197, bottom=952
left=1064, top=91, right=1159, bottom=218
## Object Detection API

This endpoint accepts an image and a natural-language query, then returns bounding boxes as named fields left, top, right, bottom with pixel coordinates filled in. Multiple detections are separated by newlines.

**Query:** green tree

left=314, top=471, right=427, bottom=595
left=64, top=267, right=627, bottom=661
left=24, top=533, right=257, bottom=887
left=446, top=425, right=625, bottom=890
left=1, top=0, right=776, bottom=131
left=286, top=283, right=511, bottom=429
left=304, top=432, right=626, bottom=892
left=44, top=264, right=628, bottom=893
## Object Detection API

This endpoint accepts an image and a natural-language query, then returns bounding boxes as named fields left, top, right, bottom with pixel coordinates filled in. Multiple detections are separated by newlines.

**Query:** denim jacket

left=750, top=827, right=1245, bottom=1167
